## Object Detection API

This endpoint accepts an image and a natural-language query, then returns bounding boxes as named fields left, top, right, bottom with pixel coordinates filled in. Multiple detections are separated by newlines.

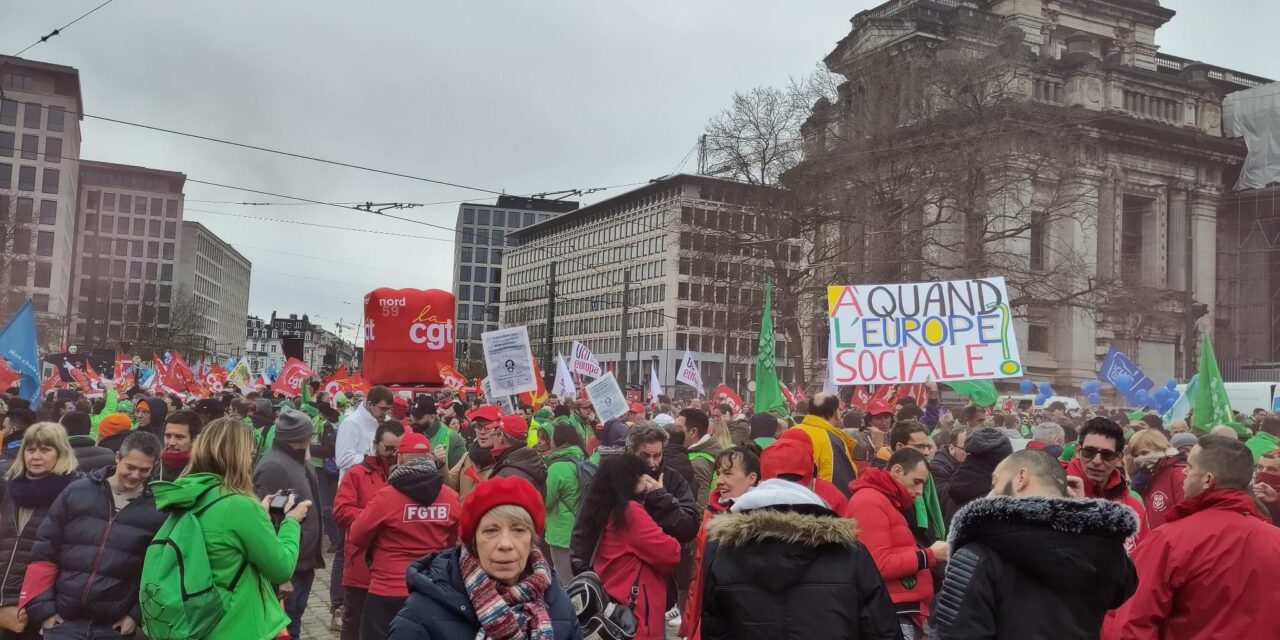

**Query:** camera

left=268, top=489, right=295, bottom=517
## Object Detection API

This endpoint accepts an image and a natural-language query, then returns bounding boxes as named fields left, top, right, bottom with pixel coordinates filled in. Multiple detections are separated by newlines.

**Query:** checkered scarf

left=459, top=544, right=555, bottom=640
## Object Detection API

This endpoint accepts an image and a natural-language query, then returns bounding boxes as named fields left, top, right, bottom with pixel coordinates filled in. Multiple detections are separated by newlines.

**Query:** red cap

left=397, top=431, right=431, bottom=454
left=460, top=476, right=545, bottom=544
left=499, top=414, right=528, bottom=440
left=1025, top=440, right=1046, bottom=450
left=762, top=437, right=815, bottom=485
left=466, top=405, right=503, bottom=423
left=629, top=402, right=644, bottom=414
left=866, top=398, right=894, bottom=417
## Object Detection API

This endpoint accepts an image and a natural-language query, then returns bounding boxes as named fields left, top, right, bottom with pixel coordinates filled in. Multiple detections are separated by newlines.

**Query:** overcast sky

left=4, top=0, right=1278, bottom=343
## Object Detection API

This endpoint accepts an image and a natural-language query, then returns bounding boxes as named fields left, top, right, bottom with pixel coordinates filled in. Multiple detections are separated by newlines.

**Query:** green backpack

left=139, top=490, right=247, bottom=640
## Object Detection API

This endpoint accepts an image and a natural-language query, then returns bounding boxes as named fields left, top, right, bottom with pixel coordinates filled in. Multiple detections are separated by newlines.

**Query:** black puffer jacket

left=946, top=428, right=1012, bottom=513
left=701, top=506, right=900, bottom=640
left=490, top=444, right=548, bottom=495
left=0, top=473, right=78, bottom=606
left=69, top=436, right=116, bottom=475
left=27, top=467, right=166, bottom=624
left=569, top=462, right=698, bottom=576
left=934, top=496, right=1138, bottom=640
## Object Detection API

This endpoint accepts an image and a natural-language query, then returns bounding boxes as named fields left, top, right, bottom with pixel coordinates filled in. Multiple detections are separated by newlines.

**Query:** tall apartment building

left=175, top=221, right=252, bottom=360
left=0, top=58, right=83, bottom=325
left=71, top=160, right=186, bottom=351
left=502, top=175, right=798, bottom=394
left=451, top=195, right=578, bottom=369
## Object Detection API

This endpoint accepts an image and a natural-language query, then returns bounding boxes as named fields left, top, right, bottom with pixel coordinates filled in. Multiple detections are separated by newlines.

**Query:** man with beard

left=446, top=405, right=502, bottom=501
left=1112, top=436, right=1280, bottom=637
left=408, top=395, right=465, bottom=470
left=934, top=450, right=1138, bottom=639
left=488, top=415, right=547, bottom=495
left=1065, top=417, right=1150, bottom=553
left=152, top=409, right=201, bottom=481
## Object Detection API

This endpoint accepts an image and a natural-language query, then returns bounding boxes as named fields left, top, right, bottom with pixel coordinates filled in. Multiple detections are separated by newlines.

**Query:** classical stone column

left=1166, top=186, right=1188, bottom=291
left=1189, top=187, right=1221, bottom=332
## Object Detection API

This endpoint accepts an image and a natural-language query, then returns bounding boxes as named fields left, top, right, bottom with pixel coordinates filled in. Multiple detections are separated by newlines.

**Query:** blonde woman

left=150, top=417, right=312, bottom=640
left=0, top=422, right=79, bottom=639
left=1125, top=429, right=1186, bottom=529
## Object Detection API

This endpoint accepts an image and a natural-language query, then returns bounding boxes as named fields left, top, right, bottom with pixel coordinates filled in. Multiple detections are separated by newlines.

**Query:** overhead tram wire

left=0, top=0, right=120, bottom=78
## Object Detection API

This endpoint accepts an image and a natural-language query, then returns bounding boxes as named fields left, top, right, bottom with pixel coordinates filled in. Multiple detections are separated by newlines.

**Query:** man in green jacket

left=409, top=396, right=465, bottom=470
left=539, top=418, right=585, bottom=584
left=1246, top=416, right=1280, bottom=464
left=568, top=398, right=597, bottom=448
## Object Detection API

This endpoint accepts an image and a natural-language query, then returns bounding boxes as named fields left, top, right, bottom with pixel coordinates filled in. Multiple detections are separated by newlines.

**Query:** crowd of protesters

left=3, top=374, right=1280, bottom=640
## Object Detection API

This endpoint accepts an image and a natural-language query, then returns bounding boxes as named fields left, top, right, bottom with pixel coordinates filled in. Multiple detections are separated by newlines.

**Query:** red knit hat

left=459, top=476, right=545, bottom=544
left=499, top=414, right=528, bottom=440
left=761, top=438, right=815, bottom=485
left=397, top=431, right=431, bottom=454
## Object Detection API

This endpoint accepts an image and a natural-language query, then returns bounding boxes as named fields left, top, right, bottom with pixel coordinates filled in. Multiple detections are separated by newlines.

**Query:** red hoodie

left=334, top=455, right=392, bottom=589
left=844, top=468, right=935, bottom=616
left=1064, top=457, right=1150, bottom=553
left=595, top=501, right=681, bottom=640
left=348, top=464, right=460, bottom=597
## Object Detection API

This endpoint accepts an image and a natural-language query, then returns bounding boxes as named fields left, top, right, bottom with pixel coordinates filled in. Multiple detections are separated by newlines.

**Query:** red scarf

left=161, top=449, right=191, bottom=470
left=1168, top=488, right=1266, bottom=523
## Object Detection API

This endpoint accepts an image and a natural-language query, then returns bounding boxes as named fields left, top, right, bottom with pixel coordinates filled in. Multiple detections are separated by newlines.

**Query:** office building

left=452, top=195, right=577, bottom=370
left=502, top=174, right=797, bottom=394
left=0, top=58, right=83, bottom=323
left=175, top=220, right=252, bottom=360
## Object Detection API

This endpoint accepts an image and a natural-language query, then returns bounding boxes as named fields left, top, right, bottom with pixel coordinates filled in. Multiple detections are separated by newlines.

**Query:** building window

left=1029, top=211, right=1047, bottom=272
left=134, top=197, right=146, bottom=215
left=119, top=194, right=132, bottom=213
left=162, top=242, right=174, bottom=259
left=0, top=163, right=9, bottom=189
left=149, top=219, right=161, bottom=237
left=1028, top=324, right=1050, bottom=353
left=44, top=138, right=61, bottom=163
left=165, top=199, right=178, bottom=218
left=472, top=286, right=485, bottom=302
left=151, top=198, right=163, bottom=217
left=35, top=231, right=53, bottom=256
left=475, top=248, right=488, bottom=264
left=458, top=305, right=470, bottom=320
left=477, top=209, right=490, bottom=226
left=160, top=263, right=172, bottom=281
left=475, top=267, right=487, bottom=283
left=163, top=221, right=176, bottom=239
left=0, top=99, right=17, bottom=126
left=15, top=197, right=32, bottom=222
left=22, top=103, right=40, bottom=129
left=46, top=106, right=64, bottom=133
left=102, top=192, right=115, bottom=211
left=0, top=132, right=12, bottom=158
left=20, top=135, right=37, bottom=160
left=459, top=265, right=471, bottom=282
left=38, top=200, right=55, bottom=225
left=8, top=260, right=27, bottom=285
left=130, top=261, right=142, bottom=278
left=18, top=166, right=36, bottom=191
left=524, top=212, right=535, bottom=226
left=147, top=241, right=159, bottom=259
left=117, top=216, right=129, bottom=234
left=40, top=168, right=58, bottom=194
left=128, top=283, right=141, bottom=300
left=87, top=190, right=100, bottom=210
left=133, top=218, right=145, bottom=235
left=32, top=294, right=48, bottom=312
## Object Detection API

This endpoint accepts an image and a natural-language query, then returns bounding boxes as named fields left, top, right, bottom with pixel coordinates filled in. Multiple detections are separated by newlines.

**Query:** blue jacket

left=388, top=547, right=583, bottom=640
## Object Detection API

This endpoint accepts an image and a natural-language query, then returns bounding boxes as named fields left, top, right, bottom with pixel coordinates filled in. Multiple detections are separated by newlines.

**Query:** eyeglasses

left=369, top=403, right=392, bottom=414
left=1078, top=447, right=1119, bottom=462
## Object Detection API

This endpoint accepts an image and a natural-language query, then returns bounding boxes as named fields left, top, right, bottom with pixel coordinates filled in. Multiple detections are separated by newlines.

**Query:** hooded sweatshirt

left=1064, top=457, right=1150, bottom=553
left=151, top=473, right=300, bottom=640
left=946, top=427, right=1013, bottom=517
left=347, top=459, right=459, bottom=597
left=542, top=444, right=585, bottom=548
left=845, top=468, right=935, bottom=615
left=136, top=396, right=169, bottom=436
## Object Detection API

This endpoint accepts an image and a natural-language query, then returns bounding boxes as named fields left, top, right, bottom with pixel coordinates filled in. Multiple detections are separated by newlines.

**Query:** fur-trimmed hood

left=707, top=508, right=858, bottom=548
left=949, top=496, right=1137, bottom=590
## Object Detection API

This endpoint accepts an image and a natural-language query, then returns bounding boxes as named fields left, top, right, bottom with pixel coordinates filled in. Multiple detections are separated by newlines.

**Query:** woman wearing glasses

left=1064, top=417, right=1151, bottom=551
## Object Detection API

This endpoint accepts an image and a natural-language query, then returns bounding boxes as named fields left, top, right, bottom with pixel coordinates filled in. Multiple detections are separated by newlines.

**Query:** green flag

left=1190, top=334, right=1246, bottom=436
left=754, top=278, right=786, bottom=414
left=943, top=380, right=998, bottom=408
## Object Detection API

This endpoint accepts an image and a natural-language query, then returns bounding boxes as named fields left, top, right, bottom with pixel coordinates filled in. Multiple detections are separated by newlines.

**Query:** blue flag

left=0, top=301, right=42, bottom=407
left=1098, top=346, right=1154, bottom=404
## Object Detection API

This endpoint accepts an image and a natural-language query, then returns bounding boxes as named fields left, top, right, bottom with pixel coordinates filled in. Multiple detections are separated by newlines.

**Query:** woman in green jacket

left=540, top=418, right=586, bottom=584
left=151, top=417, right=312, bottom=640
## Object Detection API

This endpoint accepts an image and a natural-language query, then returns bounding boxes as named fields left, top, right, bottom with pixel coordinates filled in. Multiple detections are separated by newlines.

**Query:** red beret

left=467, top=405, right=503, bottom=423
left=761, top=438, right=815, bottom=485
left=460, top=476, right=545, bottom=544
left=499, top=414, right=528, bottom=440
left=397, top=431, right=431, bottom=454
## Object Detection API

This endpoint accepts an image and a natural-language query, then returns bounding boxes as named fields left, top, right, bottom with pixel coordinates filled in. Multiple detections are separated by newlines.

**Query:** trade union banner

left=827, top=277, right=1023, bottom=385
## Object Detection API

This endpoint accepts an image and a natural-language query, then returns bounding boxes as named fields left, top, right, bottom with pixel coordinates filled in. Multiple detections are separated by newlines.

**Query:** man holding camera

left=255, top=407, right=325, bottom=639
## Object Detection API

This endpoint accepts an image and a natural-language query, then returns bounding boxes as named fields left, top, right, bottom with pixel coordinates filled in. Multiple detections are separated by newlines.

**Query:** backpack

left=139, top=490, right=248, bottom=640
left=575, top=458, right=599, bottom=491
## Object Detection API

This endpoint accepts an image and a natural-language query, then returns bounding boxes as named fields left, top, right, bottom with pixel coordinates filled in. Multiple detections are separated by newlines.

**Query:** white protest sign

left=675, top=350, right=704, bottom=394
left=585, top=372, right=629, bottom=423
left=570, top=340, right=603, bottom=379
left=481, top=377, right=516, bottom=415
left=481, top=326, right=538, bottom=396
left=827, top=276, right=1023, bottom=385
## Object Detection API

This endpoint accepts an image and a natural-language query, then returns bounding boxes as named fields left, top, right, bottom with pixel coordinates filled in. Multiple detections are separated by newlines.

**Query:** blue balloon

left=1115, top=374, right=1134, bottom=393
left=1019, top=379, right=1034, bottom=394
left=1034, top=394, right=1049, bottom=407
left=1038, top=382, right=1053, bottom=396
left=1082, top=380, right=1100, bottom=395
left=1087, top=392, right=1102, bottom=405
left=1133, top=390, right=1150, bottom=407
left=1152, top=388, right=1170, bottom=405
left=1165, top=378, right=1178, bottom=392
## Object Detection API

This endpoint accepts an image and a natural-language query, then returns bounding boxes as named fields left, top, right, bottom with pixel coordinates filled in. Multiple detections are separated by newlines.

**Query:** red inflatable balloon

left=362, top=288, right=457, bottom=386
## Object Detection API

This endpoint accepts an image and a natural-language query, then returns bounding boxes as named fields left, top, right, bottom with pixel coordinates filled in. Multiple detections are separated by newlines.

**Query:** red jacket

left=1135, top=456, right=1186, bottom=530
left=595, top=501, right=682, bottom=640
left=844, top=468, right=934, bottom=615
left=1111, top=489, right=1280, bottom=639
left=1065, top=457, right=1150, bottom=553
left=348, top=468, right=460, bottom=597
left=333, top=455, right=391, bottom=589
left=678, top=488, right=734, bottom=640
left=813, top=478, right=848, bottom=514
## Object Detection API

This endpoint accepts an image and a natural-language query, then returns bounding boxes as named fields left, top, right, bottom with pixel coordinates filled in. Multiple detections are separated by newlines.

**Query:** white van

left=1174, top=382, right=1280, bottom=415
left=999, top=395, right=1083, bottom=412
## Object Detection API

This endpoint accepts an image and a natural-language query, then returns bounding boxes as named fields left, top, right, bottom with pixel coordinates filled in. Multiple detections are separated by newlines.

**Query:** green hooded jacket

left=88, top=388, right=119, bottom=440
left=567, top=414, right=594, bottom=449
left=151, top=472, right=301, bottom=640
left=541, top=443, right=584, bottom=548
left=1246, top=430, right=1279, bottom=464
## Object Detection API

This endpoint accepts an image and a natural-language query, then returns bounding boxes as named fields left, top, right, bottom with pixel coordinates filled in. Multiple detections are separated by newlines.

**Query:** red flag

left=850, top=385, right=871, bottom=410
left=474, top=377, right=485, bottom=400
left=65, top=361, right=91, bottom=391
left=517, top=361, right=549, bottom=411
left=114, top=351, right=135, bottom=380
left=84, top=360, right=102, bottom=387
left=0, top=359, right=19, bottom=391
left=270, top=358, right=316, bottom=398
left=347, top=372, right=371, bottom=395
left=710, top=384, right=743, bottom=414
left=41, top=370, right=61, bottom=394
left=169, top=352, right=196, bottom=388
left=892, top=384, right=926, bottom=407
left=780, top=383, right=796, bottom=408
left=18, top=560, right=57, bottom=609
left=871, top=384, right=897, bottom=405
left=152, top=354, right=177, bottom=393
left=437, top=365, right=466, bottom=391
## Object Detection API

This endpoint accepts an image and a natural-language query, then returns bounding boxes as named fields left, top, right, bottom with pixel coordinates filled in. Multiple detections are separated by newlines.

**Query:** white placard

left=585, top=372, right=629, bottom=423
left=481, top=326, right=537, bottom=396
left=481, top=376, right=516, bottom=415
